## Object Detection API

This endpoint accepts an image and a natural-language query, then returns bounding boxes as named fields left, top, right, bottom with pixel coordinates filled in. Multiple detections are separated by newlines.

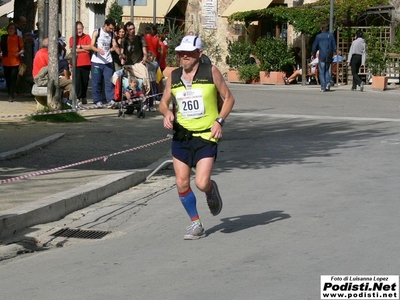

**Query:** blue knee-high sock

left=179, top=188, right=200, bottom=222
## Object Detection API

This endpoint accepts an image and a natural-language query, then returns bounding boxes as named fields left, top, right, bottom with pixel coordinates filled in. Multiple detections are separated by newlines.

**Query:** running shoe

left=360, top=82, right=365, bottom=92
left=95, top=102, right=103, bottom=108
left=150, top=107, right=157, bottom=112
left=183, top=222, right=206, bottom=240
left=206, top=180, right=223, bottom=216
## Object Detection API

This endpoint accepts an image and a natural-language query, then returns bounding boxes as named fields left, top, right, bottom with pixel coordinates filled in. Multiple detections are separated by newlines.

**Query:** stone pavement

left=0, top=91, right=172, bottom=238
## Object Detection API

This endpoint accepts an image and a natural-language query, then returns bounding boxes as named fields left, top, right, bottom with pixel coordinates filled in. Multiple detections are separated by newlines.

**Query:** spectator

left=284, top=52, right=319, bottom=85
left=89, top=18, right=119, bottom=108
left=58, top=30, right=67, bottom=60
left=158, top=32, right=168, bottom=71
left=124, top=76, right=144, bottom=101
left=0, top=23, right=24, bottom=102
left=69, top=21, right=92, bottom=104
left=112, top=25, right=125, bottom=71
left=311, top=23, right=336, bottom=92
left=32, top=38, right=73, bottom=104
left=145, top=51, right=161, bottom=111
left=120, top=22, right=147, bottom=66
left=143, top=26, right=160, bottom=62
left=333, top=51, right=343, bottom=63
left=347, top=30, right=366, bottom=92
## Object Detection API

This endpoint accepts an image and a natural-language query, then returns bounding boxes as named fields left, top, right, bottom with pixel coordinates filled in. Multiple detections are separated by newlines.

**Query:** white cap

left=175, top=35, right=202, bottom=52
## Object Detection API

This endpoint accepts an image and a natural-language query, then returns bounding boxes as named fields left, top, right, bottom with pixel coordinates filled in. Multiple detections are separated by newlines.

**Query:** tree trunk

left=14, top=0, right=35, bottom=93
left=48, top=0, right=61, bottom=109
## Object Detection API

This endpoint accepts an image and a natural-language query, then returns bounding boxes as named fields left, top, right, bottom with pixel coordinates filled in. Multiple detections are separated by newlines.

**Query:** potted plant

left=365, top=29, right=390, bottom=91
left=253, top=36, right=295, bottom=85
left=225, top=39, right=253, bottom=83
left=238, top=63, right=260, bottom=84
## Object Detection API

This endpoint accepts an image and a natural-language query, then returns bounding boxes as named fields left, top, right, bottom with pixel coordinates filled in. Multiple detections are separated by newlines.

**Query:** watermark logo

left=321, top=275, right=399, bottom=299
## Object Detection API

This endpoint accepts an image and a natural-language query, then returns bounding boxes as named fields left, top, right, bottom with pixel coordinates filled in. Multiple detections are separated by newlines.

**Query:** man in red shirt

left=32, top=38, right=49, bottom=78
left=33, top=38, right=73, bottom=103
left=69, top=21, right=92, bottom=104
left=143, top=26, right=160, bottom=63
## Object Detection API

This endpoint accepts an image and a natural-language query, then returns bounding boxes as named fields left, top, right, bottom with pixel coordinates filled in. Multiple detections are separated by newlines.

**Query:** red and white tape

left=0, top=135, right=172, bottom=185
left=0, top=93, right=163, bottom=119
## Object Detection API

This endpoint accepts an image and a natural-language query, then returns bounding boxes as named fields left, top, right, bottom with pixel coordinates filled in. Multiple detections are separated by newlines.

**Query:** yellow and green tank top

left=171, top=63, right=219, bottom=142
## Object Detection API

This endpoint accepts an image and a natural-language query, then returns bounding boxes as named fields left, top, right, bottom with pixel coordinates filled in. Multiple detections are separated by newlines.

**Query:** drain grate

left=51, top=228, right=111, bottom=239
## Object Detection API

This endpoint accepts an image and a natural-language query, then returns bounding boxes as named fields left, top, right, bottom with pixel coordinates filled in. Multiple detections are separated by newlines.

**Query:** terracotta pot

left=227, top=70, right=245, bottom=83
left=260, top=71, right=286, bottom=85
left=163, top=66, right=179, bottom=79
left=371, top=75, right=388, bottom=91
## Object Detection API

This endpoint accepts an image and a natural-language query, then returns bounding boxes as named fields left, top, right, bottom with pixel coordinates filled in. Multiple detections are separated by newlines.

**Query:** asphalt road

left=0, top=83, right=399, bottom=299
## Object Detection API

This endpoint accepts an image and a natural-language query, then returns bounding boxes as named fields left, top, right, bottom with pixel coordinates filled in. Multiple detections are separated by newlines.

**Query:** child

left=124, top=76, right=145, bottom=101
left=146, top=51, right=162, bottom=111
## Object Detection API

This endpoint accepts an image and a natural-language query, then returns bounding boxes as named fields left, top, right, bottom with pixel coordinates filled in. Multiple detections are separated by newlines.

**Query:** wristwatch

left=215, top=117, right=225, bottom=126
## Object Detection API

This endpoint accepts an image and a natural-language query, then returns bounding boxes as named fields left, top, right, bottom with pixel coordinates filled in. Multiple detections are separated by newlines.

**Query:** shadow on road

left=216, top=116, right=393, bottom=172
left=206, top=210, right=290, bottom=235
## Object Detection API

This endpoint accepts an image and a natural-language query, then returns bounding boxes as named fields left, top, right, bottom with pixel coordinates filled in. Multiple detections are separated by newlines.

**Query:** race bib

left=176, top=89, right=205, bottom=119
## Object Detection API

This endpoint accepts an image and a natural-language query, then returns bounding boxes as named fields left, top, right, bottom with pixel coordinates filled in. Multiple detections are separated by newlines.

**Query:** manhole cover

left=51, top=228, right=111, bottom=239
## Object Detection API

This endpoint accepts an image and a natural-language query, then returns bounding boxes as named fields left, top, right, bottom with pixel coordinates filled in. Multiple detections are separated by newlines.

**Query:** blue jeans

left=318, top=61, right=331, bottom=91
left=91, top=62, right=115, bottom=103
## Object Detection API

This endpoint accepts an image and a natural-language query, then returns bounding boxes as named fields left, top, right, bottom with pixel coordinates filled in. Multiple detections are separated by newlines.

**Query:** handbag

left=18, top=63, right=27, bottom=76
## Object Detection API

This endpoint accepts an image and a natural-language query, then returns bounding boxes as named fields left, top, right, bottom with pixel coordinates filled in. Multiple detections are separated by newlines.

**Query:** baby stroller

left=112, top=65, right=151, bottom=118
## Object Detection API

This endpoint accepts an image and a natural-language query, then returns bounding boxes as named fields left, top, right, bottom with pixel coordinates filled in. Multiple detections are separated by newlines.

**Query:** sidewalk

left=0, top=91, right=172, bottom=238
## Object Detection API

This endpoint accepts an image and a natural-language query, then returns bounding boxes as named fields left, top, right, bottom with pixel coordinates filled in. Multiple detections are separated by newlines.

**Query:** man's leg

left=81, top=65, right=91, bottom=100
left=103, top=63, right=115, bottom=103
left=91, top=63, right=103, bottom=105
left=196, top=157, right=223, bottom=216
left=173, top=157, right=205, bottom=240
left=318, top=62, right=327, bottom=91
left=75, top=67, right=83, bottom=99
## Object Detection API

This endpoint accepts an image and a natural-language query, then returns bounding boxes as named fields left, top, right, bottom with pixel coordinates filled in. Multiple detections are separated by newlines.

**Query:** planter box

left=260, top=71, right=286, bottom=85
left=227, top=70, right=245, bottom=83
left=371, top=75, right=388, bottom=91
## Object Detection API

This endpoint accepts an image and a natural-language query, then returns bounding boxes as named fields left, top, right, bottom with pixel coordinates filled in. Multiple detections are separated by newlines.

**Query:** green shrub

left=253, top=37, right=295, bottom=72
left=225, top=39, right=253, bottom=70
left=238, top=63, right=260, bottom=83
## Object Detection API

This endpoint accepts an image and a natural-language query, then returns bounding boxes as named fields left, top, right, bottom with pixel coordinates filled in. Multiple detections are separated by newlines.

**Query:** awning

left=132, top=0, right=179, bottom=18
left=85, top=0, right=105, bottom=4
left=0, top=1, right=14, bottom=17
left=221, top=0, right=273, bottom=17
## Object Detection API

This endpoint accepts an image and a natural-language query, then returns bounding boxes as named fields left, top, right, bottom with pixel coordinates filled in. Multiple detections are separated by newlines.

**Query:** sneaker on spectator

left=326, top=82, right=331, bottom=91
left=107, top=100, right=116, bottom=108
left=150, top=107, right=157, bottom=112
left=206, top=180, right=223, bottom=216
left=183, top=222, right=206, bottom=240
left=95, top=102, right=103, bottom=108
left=360, top=81, right=365, bottom=92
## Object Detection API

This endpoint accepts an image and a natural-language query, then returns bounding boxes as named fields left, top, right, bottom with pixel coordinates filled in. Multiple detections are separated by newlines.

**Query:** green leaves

left=228, top=0, right=390, bottom=35
left=253, top=37, right=295, bottom=72
left=364, top=27, right=391, bottom=76
left=225, top=39, right=253, bottom=69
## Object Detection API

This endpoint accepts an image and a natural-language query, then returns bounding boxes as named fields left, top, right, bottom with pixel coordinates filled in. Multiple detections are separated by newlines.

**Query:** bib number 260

left=182, top=99, right=200, bottom=111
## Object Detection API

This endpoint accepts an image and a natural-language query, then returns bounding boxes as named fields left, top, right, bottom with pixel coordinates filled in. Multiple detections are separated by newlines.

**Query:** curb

left=0, top=154, right=172, bottom=239
left=0, top=133, right=65, bottom=161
